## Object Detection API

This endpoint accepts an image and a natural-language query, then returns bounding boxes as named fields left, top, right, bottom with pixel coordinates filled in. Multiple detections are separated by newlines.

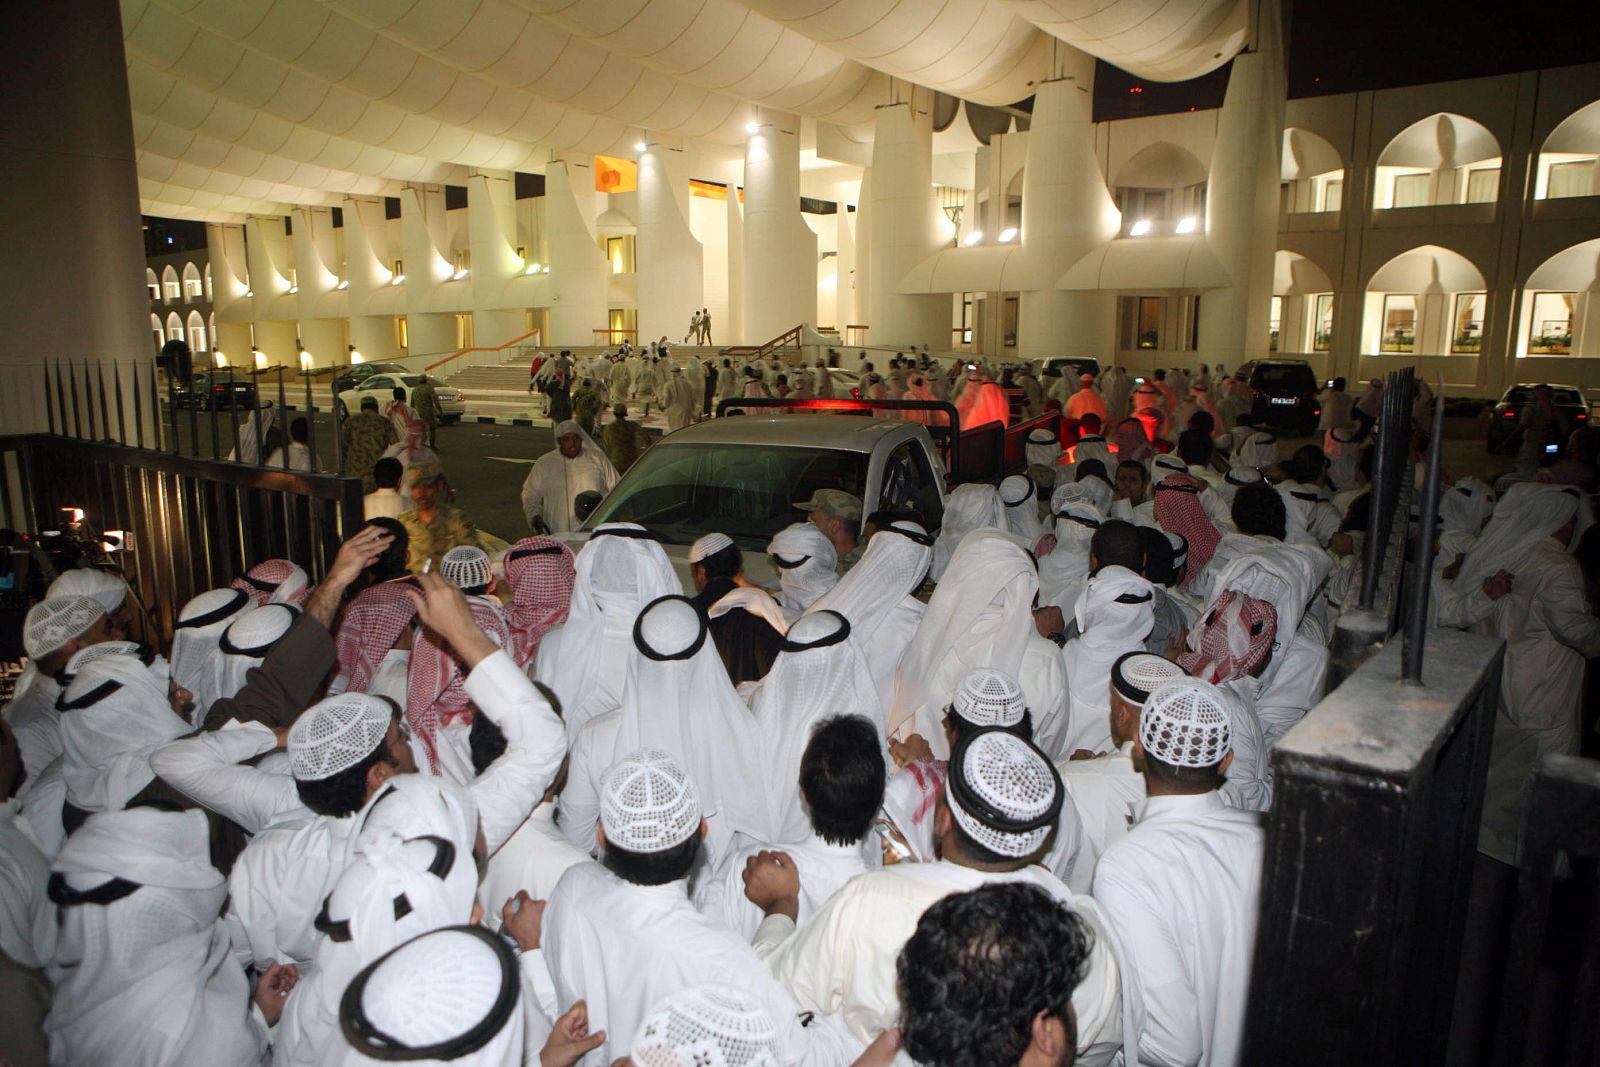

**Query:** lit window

left=1379, top=295, right=1416, bottom=353
left=1528, top=292, right=1574, bottom=355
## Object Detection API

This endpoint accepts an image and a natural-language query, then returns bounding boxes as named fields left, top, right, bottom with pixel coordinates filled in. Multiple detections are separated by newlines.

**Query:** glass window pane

left=1529, top=293, right=1574, bottom=355
left=1380, top=295, right=1416, bottom=353
left=1547, top=160, right=1596, bottom=200
left=1465, top=168, right=1499, bottom=204
left=1321, top=178, right=1343, bottom=212
left=1392, top=173, right=1430, bottom=208
left=1269, top=296, right=1282, bottom=352
left=1137, top=297, right=1163, bottom=349
left=1451, top=293, right=1485, bottom=353
left=1314, top=294, right=1334, bottom=351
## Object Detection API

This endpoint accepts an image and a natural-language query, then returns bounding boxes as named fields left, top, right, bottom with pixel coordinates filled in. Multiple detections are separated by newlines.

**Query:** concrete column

left=1280, top=294, right=1307, bottom=354
left=207, top=223, right=252, bottom=366
left=866, top=99, right=949, bottom=348
left=546, top=159, right=609, bottom=347
left=341, top=197, right=402, bottom=363
left=854, top=168, right=872, bottom=344
left=742, top=113, right=817, bottom=341
left=467, top=170, right=526, bottom=348
left=726, top=186, right=745, bottom=342
left=244, top=216, right=297, bottom=364
left=1015, top=61, right=1120, bottom=359
left=399, top=186, right=457, bottom=357
left=1196, top=0, right=1286, bottom=366
left=835, top=205, right=857, bottom=332
left=637, top=142, right=704, bottom=344
left=0, top=0, right=153, bottom=439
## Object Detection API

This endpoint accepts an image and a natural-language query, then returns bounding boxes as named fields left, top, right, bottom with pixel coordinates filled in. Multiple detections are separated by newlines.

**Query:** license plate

left=1270, top=397, right=1295, bottom=406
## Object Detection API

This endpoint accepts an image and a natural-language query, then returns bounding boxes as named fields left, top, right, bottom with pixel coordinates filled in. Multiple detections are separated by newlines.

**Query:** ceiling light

left=1176, top=216, right=1198, bottom=234
left=336, top=279, right=349, bottom=290
left=997, top=227, right=1017, bottom=243
left=391, top=274, right=405, bottom=285
left=1129, top=219, right=1152, bottom=236
left=745, top=121, right=760, bottom=134
left=244, top=289, right=253, bottom=298
left=524, top=261, right=541, bottom=275
left=634, top=141, right=647, bottom=152
left=288, top=284, right=298, bottom=294
left=453, top=268, right=469, bottom=281
left=962, top=231, right=983, bottom=247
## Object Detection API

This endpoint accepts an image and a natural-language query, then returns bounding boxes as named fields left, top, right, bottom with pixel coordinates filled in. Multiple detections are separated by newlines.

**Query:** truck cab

left=569, top=414, right=949, bottom=587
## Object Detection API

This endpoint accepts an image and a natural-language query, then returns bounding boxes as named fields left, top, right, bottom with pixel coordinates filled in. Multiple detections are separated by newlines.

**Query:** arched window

left=187, top=310, right=207, bottom=353
left=1281, top=129, right=1345, bottom=214
left=146, top=268, right=160, bottom=302
left=204, top=262, right=214, bottom=301
left=151, top=313, right=164, bottom=352
left=166, top=312, right=184, bottom=343
left=1362, top=245, right=1487, bottom=356
left=1272, top=251, right=1336, bottom=353
left=181, top=262, right=203, bottom=302
left=1373, top=114, right=1501, bottom=209
left=162, top=265, right=180, bottom=303
left=1534, top=100, right=1600, bottom=200
left=1517, top=237, right=1600, bottom=356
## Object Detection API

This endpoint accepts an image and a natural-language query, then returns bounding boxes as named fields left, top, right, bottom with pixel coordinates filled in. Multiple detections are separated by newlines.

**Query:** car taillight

left=214, top=386, right=225, bottom=392
left=850, top=387, right=861, bottom=399
left=1503, top=410, right=1516, bottom=418
left=1577, top=412, right=1588, bottom=420
left=1313, top=408, right=1321, bottom=416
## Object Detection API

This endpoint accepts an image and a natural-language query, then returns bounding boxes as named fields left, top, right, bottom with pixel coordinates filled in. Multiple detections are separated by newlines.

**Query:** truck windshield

left=586, top=443, right=869, bottom=551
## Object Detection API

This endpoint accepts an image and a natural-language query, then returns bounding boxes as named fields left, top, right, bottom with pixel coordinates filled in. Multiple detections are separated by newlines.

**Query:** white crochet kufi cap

left=600, top=747, right=702, bottom=853
left=47, top=568, right=127, bottom=615
left=1111, top=652, right=1185, bottom=707
left=631, top=984, right=781, bottom=1067
left=951, top=668, right=1027, bottom=728
left=61, top=640, right=145, bottom=680
left=288, top=693, right=393, bottom=781
left=688, top=532, right=734, bottom=564
left=440, top=545, right=492, bottom=590
left=222, top=604, right=297, bottom=657
left=946, top=730, right=1061, bottom=859
left=1141, top=679, right=1232, bottom=768
left=24, top=595, right=105, bottom=659
left=343, top=926, right=518, bottom=1056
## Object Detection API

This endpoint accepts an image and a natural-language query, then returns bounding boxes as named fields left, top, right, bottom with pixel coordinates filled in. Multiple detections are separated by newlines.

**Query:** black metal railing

left=1244, top=627, right=1505, bottom=1065
left=0, top=433, right=363, bottom=643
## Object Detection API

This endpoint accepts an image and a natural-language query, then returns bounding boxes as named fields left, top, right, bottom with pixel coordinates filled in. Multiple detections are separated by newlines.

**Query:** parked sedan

left=332, top=361, right=409, bottom=394
left=337, top=373, right=466, bottom=422
left=172, top=370, right=258, bottom=411
left=1485, top=383, right=1589, bottom=454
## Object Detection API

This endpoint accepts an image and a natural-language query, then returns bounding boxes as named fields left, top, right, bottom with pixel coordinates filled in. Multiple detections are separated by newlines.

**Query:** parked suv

left=1042, top=357, right=1103, bottom=381
left=1486, top=383, right=1589, bottom=454
left=1236, top=358, right=1321, bottom=436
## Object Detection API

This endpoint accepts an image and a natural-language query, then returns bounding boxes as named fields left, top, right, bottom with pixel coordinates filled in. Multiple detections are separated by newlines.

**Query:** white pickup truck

left=569, top=414, right=950, bottom=586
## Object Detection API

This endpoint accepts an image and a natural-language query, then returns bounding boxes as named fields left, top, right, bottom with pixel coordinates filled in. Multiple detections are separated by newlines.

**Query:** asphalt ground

left=167, top=403, right=1515, bottom=551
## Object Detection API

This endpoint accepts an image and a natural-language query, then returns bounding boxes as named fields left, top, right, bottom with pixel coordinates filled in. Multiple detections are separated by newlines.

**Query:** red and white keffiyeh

left=1154, top=473, right=1221, bottom=589
left=502, top=537, right=576, bottom=669
left=1178, top=589, right=1278, bottom=683
left=405, top=596, right=510, bottom=775
left=335, top=583, right=419, bottom=694
left=231, top=559, right=311, bottom=607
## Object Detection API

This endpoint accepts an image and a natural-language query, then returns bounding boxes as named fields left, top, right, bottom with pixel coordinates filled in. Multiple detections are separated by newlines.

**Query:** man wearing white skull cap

left=746, top=729, right=1134, bottom=1066
left=1092, top=677, right=1265, bottom=1067
left=630, top=984, right=783, bottom=1067
left=4, top=595, right=112, bottom=779
left=46, top=566, right=131, bottom=635
left=542, top=748, right=852, bottom=1065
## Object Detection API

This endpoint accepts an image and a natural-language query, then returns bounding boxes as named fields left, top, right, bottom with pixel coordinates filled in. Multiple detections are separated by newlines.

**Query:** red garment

left=334, top=583, right=418, bottom=694
left=503, top=537, right=576, bottom=669
left=1153, top=473, right=1221, bottom=588
left=406, top=596, right=511, bottom=774
left=1178, top=590, right=1278, bottom=683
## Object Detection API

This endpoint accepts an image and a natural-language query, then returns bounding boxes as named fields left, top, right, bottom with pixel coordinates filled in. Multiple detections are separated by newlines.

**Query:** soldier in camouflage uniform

left=411, top=377, right=441, bottom=449
left=341, top=396, right=399, bottom=492
left=397, top=460, right=485, bottom=572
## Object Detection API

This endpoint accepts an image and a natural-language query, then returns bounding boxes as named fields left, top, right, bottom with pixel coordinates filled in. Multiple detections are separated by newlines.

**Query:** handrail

left=592, top=328, right=639, bottom=344
left=717, top=325, right=806, bottom=362
left=423, top=329, right=541, bottom=374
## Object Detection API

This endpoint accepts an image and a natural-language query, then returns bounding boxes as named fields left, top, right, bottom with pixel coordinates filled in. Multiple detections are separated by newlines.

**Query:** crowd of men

left=3, top=348, right=1598, bottom=1067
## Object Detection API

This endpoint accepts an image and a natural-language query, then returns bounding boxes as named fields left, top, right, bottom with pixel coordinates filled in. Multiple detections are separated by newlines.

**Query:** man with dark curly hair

left=897, top=882, right=1092, bottom=1067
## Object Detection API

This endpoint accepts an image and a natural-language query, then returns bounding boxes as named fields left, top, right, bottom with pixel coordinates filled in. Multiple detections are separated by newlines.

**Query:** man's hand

left=1163, top=626, right=1188, bottom=662
left=252, top=962, right=298, bottom=1026
left=540, top=1001, right=607, bottom=1067
left=1441, top=553, right=1464, bottom=581
left=1482, top=571, right=1514, bottom=601
left=501, top=891, right=546, bottom=952
left=888, top=734, right=932, bottom=769
left=305, top=525, right=395, bottom=629
left=1068, top=748, right=1105, bottom=761
left=405, top=573, right=499, bottom=670
left=741, top=850, right=800, bottom=921
left=1032, top=605, right=1065, bottom=640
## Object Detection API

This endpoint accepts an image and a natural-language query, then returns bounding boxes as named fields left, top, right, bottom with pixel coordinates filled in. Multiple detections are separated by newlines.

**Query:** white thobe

left=1060, top=743, right=1146, bottom=887
left=3, top=675, right=62, bottom=782
left=665, top=377, right=697, bottom=431
left=480, top=802, right=590, bottom=922
left=0, top=799, right=55, bottom=970
left=694, top=832, right=873, bottom=943
left=228, top=811, right=355, bottom=970
left=757, top=860, right=1127, bottom=1067
left=362, top=487, right=407, bottom=521
left=1093, top=792, right=1265, bottom=1067
left=542, top=862, right=851, bottom=1066
left=534, top=619, right=630, bottom=740
left=520, top=448, right=619, bottom=533
left=1252, top=617, right=1331, bottom=747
